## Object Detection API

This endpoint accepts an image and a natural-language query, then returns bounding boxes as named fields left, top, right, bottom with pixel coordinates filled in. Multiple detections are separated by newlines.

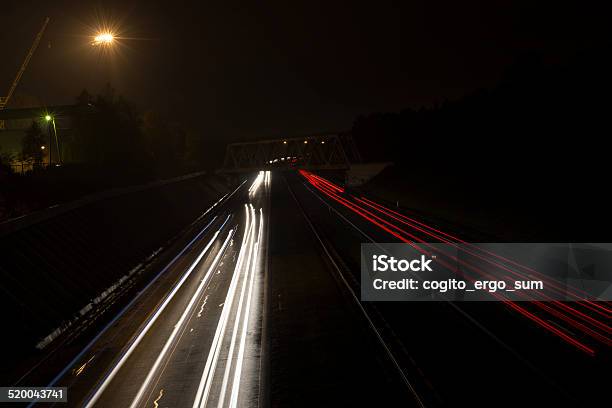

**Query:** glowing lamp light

left=93, top=32, right=114, bottom=46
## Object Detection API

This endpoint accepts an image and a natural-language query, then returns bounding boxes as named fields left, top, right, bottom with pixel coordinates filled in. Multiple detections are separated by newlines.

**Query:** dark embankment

left=0, top=173, right=232, bottom=382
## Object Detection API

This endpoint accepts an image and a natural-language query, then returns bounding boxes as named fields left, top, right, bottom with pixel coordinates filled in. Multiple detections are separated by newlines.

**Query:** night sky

left=0, top=0, right=605, bottom=141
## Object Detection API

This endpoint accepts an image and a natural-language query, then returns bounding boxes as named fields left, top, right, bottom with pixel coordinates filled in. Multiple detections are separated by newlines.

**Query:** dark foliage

left=21, top=121, right=46, bottom=164
left=73, top=85, right=148, bottom=166
left=352, top=45, right=612, bottom=239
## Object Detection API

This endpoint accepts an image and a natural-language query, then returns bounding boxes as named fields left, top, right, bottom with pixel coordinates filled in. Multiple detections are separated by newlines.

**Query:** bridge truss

left=221, top=133, right=361, bottom=173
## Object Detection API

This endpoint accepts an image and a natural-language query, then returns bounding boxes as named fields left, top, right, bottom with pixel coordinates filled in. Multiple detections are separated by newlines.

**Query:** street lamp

left=44, top=114, right=61, bottom=165
left=92, top=32, right=114, bottom=46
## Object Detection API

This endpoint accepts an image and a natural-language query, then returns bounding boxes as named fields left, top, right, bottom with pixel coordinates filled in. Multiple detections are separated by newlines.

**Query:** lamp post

left=45, top=114, right=61, bottom=165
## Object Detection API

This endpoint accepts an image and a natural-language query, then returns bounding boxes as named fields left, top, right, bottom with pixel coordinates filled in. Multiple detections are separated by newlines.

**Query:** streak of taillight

left=356, top=196, right=612, bottom=333
left=360, top=196, right=612, bottom=318
left=300, top=171, right=606, bottom=354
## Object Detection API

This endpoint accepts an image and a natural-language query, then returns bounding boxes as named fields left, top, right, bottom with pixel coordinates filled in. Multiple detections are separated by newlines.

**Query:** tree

left=0, top=148, right=14, bottom=176
left=72, top=85, right=148, bottom=165
left=21, top=121, right=46, bottom=164
left=76, top=89, right=93, bottom=106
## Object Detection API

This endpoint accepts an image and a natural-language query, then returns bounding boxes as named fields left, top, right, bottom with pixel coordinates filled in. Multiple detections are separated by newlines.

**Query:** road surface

left=20, top=169, right=609, bottom=408
left=46, top=172, right=269, bottom=407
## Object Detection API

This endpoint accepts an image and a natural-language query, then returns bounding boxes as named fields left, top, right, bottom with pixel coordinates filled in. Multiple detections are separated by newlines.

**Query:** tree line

left=15, top=84, right=210, bottom=176
left=351, top=46, right=611, bottom=172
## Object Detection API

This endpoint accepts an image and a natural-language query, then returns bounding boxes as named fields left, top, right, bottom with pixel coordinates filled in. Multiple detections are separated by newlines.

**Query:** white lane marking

left=197, top=296, right=209, bottom=318
left=153, top=388, right=164, bottom=408
left=192, top=205, right=255, bottom=408
left=128, top=230, right=235, bottom=408
left=290, top=182, right=426, bottom=408
left=73, top=355, right=95, bottom=377
left=83, top=220, right=228, bottom=408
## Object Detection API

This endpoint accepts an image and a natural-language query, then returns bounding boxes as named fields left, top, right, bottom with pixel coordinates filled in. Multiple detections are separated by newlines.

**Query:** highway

left=23, top=169, right=609, bottom=407
left=37, top=169, right=424, bottom=407
left=285, top=170, right=610, bottom=407
left=45, top=171, right=270, bottom=407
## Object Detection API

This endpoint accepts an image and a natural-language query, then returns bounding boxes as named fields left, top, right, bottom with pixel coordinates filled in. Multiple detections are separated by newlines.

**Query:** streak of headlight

left=129, top=228, right=235, bottom=408
left=192, top=206, right=255, bottom=408
left=229, top=207, right=263, bottom=408
left=83, top=216, right=231, bottom=408
left=248, top=171, right=265, bottom=196
left=29, top=185, right=245, bottom=408
left=216, top=209, right=257, bottom=407
left=216, top=206, right=262, bottom=407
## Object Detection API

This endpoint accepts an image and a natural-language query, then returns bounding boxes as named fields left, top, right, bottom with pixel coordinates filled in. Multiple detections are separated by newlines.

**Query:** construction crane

left=0, top=17, right=50, bottom=128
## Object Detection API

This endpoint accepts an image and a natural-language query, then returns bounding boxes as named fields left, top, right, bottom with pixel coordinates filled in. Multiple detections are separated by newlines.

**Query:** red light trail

left=299, top=169, right=611, bottom=355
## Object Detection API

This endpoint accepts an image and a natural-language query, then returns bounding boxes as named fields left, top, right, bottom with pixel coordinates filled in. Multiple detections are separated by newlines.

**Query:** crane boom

left=0, top=16, right=50, bottom=110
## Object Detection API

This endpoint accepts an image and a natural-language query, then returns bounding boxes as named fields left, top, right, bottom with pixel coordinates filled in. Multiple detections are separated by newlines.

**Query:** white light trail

left=248, top=171, right=267, bottom=196
left=83, top=218, right=230, bottom=408
left=192, top=204, right=264, bottom=408
left=129, top=229, right=235, bottom=408
left=215, top=204, right=263, bottom=408
left=192, top=205, right=254, bottom=408
left=191, top=204, right=265, bottom=408
left=215, top=208, right=256, bottom=408
left=264, top=170, right=271, bottom=187
left=229, top=207, right=263, bottom=408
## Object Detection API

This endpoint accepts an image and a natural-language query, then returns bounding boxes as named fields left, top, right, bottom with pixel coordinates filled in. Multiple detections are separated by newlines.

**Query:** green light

left=45, top=115, right=52, bottom=121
